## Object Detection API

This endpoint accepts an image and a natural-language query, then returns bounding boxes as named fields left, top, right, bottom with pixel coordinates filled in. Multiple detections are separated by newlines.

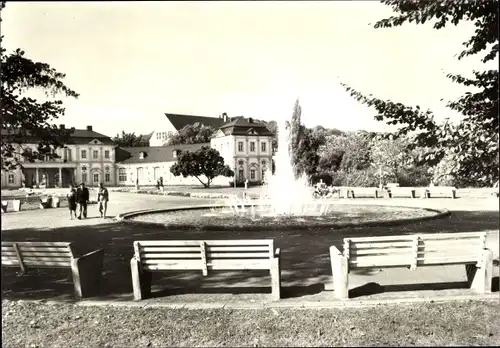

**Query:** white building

left=210, top=117, right=274, bottom=183
left=1, top=125, right=116, bottom=189
left=149, top=113, right=228, bottom=146
left=114, top=143, right=229, bottom=187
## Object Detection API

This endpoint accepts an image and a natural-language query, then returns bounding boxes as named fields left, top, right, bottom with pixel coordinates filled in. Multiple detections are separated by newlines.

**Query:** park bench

left=131, top=239, right=281, bottom=301
left=1, top=199, right=22, bottom=213
left=1, top=241, right=105, bottom=299
left=386, top=187, right=416, bottom=198
left=329, top=232, right=493, bottom=299
left=351, top=187, right=381, bottom=199
left=423, top=186, right=457, bottom=199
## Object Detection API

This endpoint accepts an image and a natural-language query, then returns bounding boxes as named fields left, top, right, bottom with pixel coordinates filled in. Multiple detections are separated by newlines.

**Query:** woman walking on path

left=66, top=184, right=77, bottom=219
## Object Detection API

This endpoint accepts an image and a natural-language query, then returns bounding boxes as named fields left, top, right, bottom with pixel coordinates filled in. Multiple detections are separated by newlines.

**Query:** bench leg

left=330, top=247, right=349, bottom=299
left=270, top=256, right=281, bottom=301
left=71, top=249, right=105, bottom=299
left=466, top=249, right=493, bottom=293
left=131, top=257, right=152, bottom=300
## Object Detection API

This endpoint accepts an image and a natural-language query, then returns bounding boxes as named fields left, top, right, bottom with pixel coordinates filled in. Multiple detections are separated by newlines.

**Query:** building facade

left=1, top=125, right=116, bottom=189
left=1, top=116, right=274, bottom=189
left=210, top=117, right=274, bottom=183
left=115, top=144, right=231, bottom=187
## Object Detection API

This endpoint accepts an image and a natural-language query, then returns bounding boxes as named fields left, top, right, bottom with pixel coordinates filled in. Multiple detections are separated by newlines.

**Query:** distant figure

left=244, top=179, right=249, bottom=190
left=97, top=183, right=109, bottom=219
left=66, top=184, right=77, bottom=220
left=159, top=176, right=164, bottom=190
left=76, top=182, right=90, bottom=219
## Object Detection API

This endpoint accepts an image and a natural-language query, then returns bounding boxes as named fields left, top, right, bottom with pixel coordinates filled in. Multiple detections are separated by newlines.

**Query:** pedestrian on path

left=66, top=184, right=77, bottom=219
left=97, top=182, right=109, bottom=218
left=76, top=182, right=89, bottom=219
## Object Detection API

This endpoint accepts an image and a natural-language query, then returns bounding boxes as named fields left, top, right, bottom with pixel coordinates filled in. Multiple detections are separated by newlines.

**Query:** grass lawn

left=2, top=299, right=499, bottom=347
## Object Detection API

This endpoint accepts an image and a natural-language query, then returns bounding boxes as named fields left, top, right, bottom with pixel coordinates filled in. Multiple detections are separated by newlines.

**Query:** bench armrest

left=274, top=248, right=281, bottom=259
left=329, top=245, right=342, bottom=256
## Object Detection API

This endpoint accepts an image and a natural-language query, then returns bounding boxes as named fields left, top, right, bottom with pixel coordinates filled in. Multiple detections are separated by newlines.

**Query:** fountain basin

left=121, top=203, right=450, bottom=231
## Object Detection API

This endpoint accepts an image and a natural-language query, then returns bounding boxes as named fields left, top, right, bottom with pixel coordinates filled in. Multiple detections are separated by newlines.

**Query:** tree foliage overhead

left=112, top=131, right=150, bottom=147
left=167, top=122, right=216, bottom=146
left=169, top=146, right=234, bottom=188
left=1, top=1, right=79, bottom=170
left=342, top=0, right=499, bottom=186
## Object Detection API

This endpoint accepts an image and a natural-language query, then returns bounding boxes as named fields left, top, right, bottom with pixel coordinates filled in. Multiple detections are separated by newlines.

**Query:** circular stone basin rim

left=117, top=204, right=451, bottom=230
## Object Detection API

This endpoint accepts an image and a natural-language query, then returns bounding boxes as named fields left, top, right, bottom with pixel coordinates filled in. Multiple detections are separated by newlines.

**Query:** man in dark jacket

left=76, top=182, right=90, bottom=219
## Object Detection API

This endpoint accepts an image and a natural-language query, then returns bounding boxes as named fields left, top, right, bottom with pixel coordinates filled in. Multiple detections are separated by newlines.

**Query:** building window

left=238, top=142, right=244, bottom=152
left=156, top=133, right=161, bottom=139
left=104, top=150, right=110, bottom=159
left=93, top=150, right=99, bottom=159
left=118, top=168, right=127, bottom=182
left=168, top=131, right=173, bottom=137
left=8, top=173, right=15, bottom=184
left=238, top=160, right=244, bottom=165
left=81, top=150, right=87, bottom=159
left=82, top=173, right=88, bottom=184
left=154, top=167, right=160, bottom=181
left=238, top=169, right=244, bottom=181
left=262, top=169, right=266, bottom=180
left=137, top=167, right=144, bottom=181
left=250, top=142, right=255, bottom=152
left=67, top=149, right=72, bottom=162
left=250, top=169, right=256, bottom=180
left=261, top=142, right=266, bottom=152
left=93, top=173, right=99, bottom=183
left=105, top=173, right=110, bottom=182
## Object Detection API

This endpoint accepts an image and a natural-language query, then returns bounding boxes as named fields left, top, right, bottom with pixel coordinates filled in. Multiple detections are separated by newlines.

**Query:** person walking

left=66, top=184, right=77, bottom=220
left=97, top=183, right=109, bottom=218
left=76, top=182, right=90, bottom=219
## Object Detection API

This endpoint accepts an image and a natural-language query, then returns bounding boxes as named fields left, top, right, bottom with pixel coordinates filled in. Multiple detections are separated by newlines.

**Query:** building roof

left=217, top=117, right=274, bottom=136
left=115, top=143, right=209, bottom=164
left=165, top=113, right=226, bottom=131
left=1, top=126, right=114, bottom=145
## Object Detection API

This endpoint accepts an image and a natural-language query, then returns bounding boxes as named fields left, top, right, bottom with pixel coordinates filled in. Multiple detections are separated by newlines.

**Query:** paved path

left=1, top=192, right=219, bottom=231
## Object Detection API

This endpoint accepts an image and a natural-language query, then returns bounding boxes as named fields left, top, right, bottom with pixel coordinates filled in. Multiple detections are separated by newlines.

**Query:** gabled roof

left=1, top=127, right=114, bottom=145
left=165, top=113, right=226, bottom=131
left=115, top=143, right=209, bottom=164
left=217, top=117, right=273, bottom=136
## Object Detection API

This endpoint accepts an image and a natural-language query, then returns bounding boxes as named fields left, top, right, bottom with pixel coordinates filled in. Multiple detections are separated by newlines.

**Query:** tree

left=112, top=131, right=150, bottom=147
left=342, top=0, right=499, bottom=186
left=370, top=135, right=413, bottom=184
left=169, top=146, right=234, bottom=188
left=289, top=99, right=303, bottom=174
left=1, top=1, right=79, bottom=170
left=265, top=120, right=278, bottom=152
left=167, top=122, right=216, bottom=146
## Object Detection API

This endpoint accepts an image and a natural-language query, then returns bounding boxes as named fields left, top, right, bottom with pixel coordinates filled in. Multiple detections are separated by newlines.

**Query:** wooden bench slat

left=350, top=249, right=412, bottom=256
left=2, top=242, right=71, bottom=247
left=1, top=259, right=20, bottom=265
left=350, top=241, right=412, bottom=249
left=140, top=247, right=201, bottom=253
left=17, top=247, right=73, bottom=253
left=137, top=240, right=272, bottom=247
left=207, top=246, right=271, bottom=252
left=140, top=253, right=201, bottom=259
left=349, top=259, right=411, bottom=268
left=22, top=260, right=71, bottom=267
left=207, top=252, right=271, bottom=258
left=21, top=257, right=73, bottom=262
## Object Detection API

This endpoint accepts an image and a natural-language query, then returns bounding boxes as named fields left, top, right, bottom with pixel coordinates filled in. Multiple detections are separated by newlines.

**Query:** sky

left=2, top=1, right=496, bottom=136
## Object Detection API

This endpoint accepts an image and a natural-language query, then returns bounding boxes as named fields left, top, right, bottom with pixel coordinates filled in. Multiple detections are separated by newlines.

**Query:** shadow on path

left=2, top=210, right=498, bottom=301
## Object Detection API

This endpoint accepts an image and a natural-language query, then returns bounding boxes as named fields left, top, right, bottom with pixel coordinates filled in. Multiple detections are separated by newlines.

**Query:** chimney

left=222, top=112, right=228, bottom=123
left=59, top=124, right=65, bottom=129
left=249, top=117, right=253, bottom=123
left=86, top=125, right=93, bottom=131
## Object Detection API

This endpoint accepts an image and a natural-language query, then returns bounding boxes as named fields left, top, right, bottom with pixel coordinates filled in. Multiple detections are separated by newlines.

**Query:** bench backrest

left=1, top=242, right=75, bottom=269
left=134, top=239, right=275, bottom=273
left=428, top=186, right=456, bottom=192
left=344, top=232, right=486, bottom=270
